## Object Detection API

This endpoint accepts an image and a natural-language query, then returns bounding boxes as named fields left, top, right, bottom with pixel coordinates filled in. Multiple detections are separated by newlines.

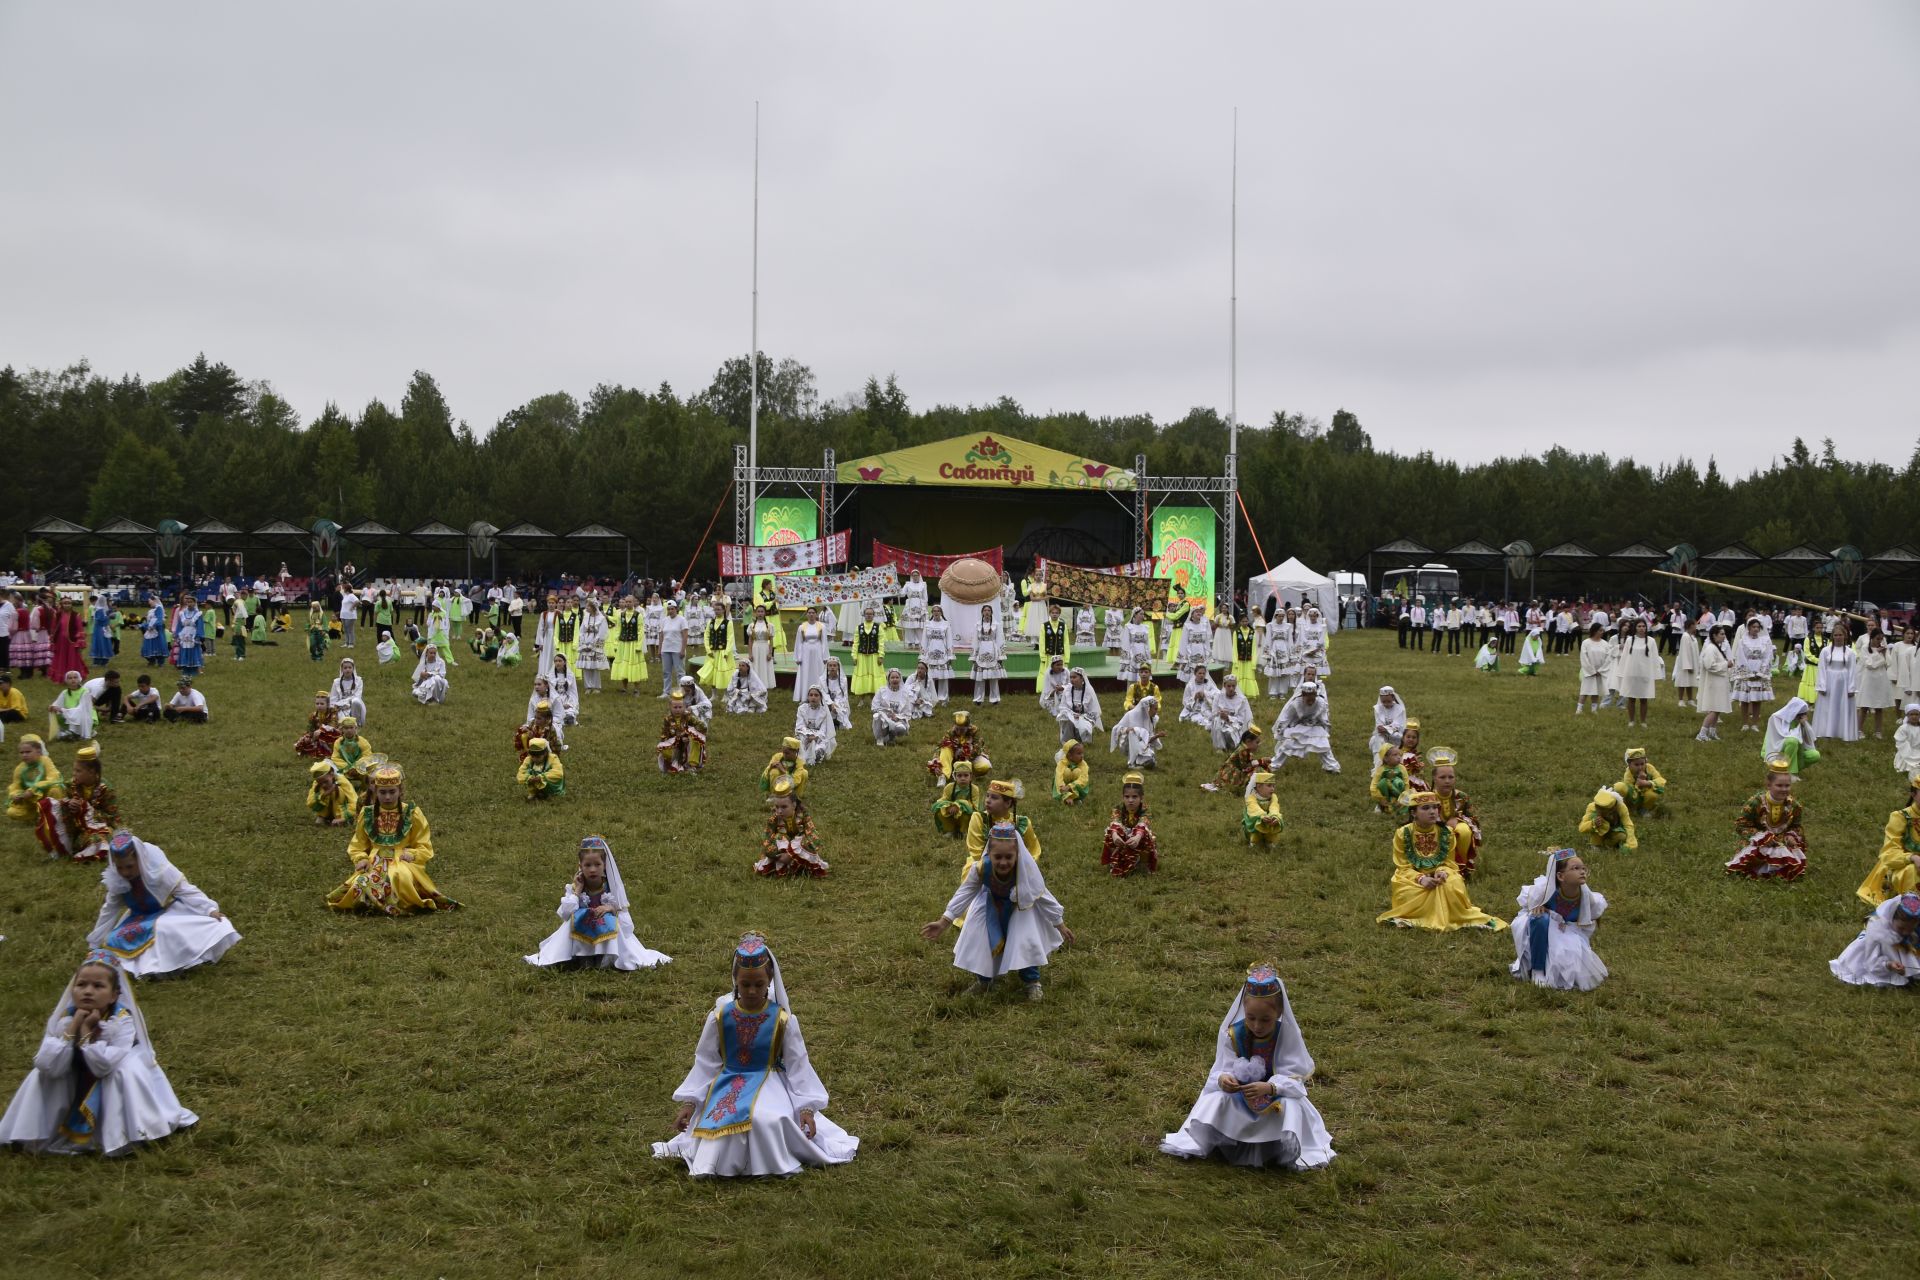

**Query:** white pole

left=748, top=102, right=761, bottom=519
left=1229, top=106, right=1238, bottom=457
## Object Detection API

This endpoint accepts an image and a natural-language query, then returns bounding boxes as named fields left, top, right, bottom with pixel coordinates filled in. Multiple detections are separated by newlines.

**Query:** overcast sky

left=3, top=2, right=1915, bottom=469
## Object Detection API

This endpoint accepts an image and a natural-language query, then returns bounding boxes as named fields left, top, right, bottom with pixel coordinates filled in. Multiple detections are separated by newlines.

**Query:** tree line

left=5, top=353, right=1916, bottom=593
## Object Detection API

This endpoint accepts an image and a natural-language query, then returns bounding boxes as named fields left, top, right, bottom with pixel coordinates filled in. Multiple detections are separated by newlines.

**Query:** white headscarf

left=102, top=830, right=186, bottom=903
left=1110, top=694, right=1159, bottom=753
left=974, top=819, right=1051, bottom=910
left=728, top=661, right=768, bottom=700
left=1209, top=968, right=1315, bottom=1088
left=796, top=683, right=837, bottom=748
left=726, top=932, right=792, bottom=1013
left=1059, top=667, right=1103, bottom=732
left=1516, top=848, right=1603, bottom=923
left=40, top=952, right=159, bottom=1069
left=576, top=835, right=629, bottom=912
left=1763, top=696, right=1812, bottom=758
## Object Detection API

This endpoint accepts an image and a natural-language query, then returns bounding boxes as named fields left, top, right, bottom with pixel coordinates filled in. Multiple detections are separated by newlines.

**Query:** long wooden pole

left=1651, top=569, right=1872, bottom=626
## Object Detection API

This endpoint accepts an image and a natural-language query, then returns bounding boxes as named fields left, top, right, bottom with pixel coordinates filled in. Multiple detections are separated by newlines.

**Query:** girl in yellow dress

left=1052, top=741, right=1089, bottom=805
left=307, top=761, right=357, bottom=826
left=1123, top=663, right=1160, bottom=712
left=8, top=735, right=63, bottom=821
left=1369, top=745, right=1411, bottom=816
left=1243, top=772, right=1285, bottom=848
left=698, top=601, right=735, bottom=692
left=761, top=737, right=809, bottom=799
left=517, top=738, right=567, bottom=800
left=851, top=606, right=887, bottom=697
left=1615, top=747, right=1668, bottom=818
left=1377, top=792, right=1504, bottom=931
left=1230, top=614, right=1261, bottom=694
left=1579, top=787, right=1639, bottom=851
left=931, top=757, right=983, bottom=837
left=1857, top=773, right=1920, bottom=906
left=326, top=763, right=460, bottom=914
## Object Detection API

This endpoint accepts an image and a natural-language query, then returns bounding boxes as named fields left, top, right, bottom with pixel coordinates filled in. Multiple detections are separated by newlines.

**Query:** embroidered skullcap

left=954, top=710, right=970, bottom=725
left=527, top=738, right=548, bottom=753
left=1592, top=787, right=1619, bottom=808
left=988, top=821, right=1019, bottom=840
left=734, top=931, right=771, bottom=966
left=1895, top=895, right=1920, bottom=920
left=952, top=758, right=974, bottom=774
left=1251, top=771, right=1275, bottom=786
left=372, top=764, right=404, bottom=786
left=1062, top=739, right=1080, bottom=752
left=579, top=835, right=611, bottom=858
left=1123, top=771, right=1146, bottom=786
left=782, top=736, right=801, bottom=751
left=82, top=948, right=123, bottom=972
left=1623, top=746, right=1648, bottom=765
left=338, top=715, right=357, bottom=729
left=1243, top=964, right=1282, bottom=998
left=988, top=779, right=1021, bottom=799
left=309, top=760, right=336, bottom=776
left=74, top=744, right=100, bottom=763
left=108, top=830, right=139, bottom=856
left=770, top=776, right=793, bottom=797
left=971, top=754, right=992, bottom=772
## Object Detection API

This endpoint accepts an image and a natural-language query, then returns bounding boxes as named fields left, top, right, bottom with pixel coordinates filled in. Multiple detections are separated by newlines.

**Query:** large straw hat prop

left=939, top=557, right=1002, bottom=605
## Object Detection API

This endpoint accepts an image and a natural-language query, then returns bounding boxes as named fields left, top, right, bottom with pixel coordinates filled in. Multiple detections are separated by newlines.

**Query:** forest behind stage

left=5, top=353, right=1916, bottom=586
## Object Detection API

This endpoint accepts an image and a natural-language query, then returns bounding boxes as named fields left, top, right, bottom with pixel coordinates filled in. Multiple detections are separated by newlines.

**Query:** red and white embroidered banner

left=1035, top=554, right=1156, bottom=580
left=870, top=540, right=1004, bottom=578
left=718, top=531, right=851, bottom=578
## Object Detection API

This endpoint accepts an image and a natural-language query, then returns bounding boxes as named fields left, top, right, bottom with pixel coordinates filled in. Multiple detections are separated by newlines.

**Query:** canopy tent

left=338, top=519, right=412, bottom=550
left=1442, top=538, right=1505, bottom=569
left=1246, top=557, right=1341, bottom=630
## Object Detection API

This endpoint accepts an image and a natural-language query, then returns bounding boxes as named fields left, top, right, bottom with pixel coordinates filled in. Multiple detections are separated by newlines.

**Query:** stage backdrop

left=754, top=497, right=818, bottom=595
left=1151, top=506, right=1216, bottom=607
left=837, top=432, right=1134, bottom=492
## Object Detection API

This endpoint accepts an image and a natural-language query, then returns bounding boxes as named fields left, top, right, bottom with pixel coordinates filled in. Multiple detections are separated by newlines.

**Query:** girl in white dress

left=1160, top=964, right=1334, bottom=1170
left=1671, top=619, right=1700, bottom=708
left=1368, top=687, right=1408, bottom=758
left=1509, top=849, right=1608, bottom=990
left=653, top=933, right=858, bottom=1177
left=1812, top=623, right=1860, bottom=742
left=747, top=605, right=779, bottom=693
left=1209, top=674, right=1254, bottom=752
left=1732, top=617, right=1775, bottom=732
left=1073, top=606, right=1097, bottom=651
left=794, top=685, right=837, bottom=766
left=970, top=605, right=1005, bottom=706
left=904, top=660, right=937, bottom=720
left=328, top=658, right=368, bottom=727
left=90, top=831, right=240, bottom=978
left=1109, top=695, right=1163, bottom=770
left=1695, top=624, right=1734, bottom=741
left=790, top=607, right=829, bottom=704
left=819, top=657, right=854, bottom=730
left=576, top=600, right=610, bottom=694
left=1179, top=666, right=1219, bottom=730
left=1180, top=609, right=1214, bottom=682
left=411, top=645, right=449, bottom=705
left=549, top=654, right=580, bottom=725
left=1296, top=608, right=1330, bottom=677
left=1856, top=630, right=1897, bottom=738
left=723, top=659, right=769, bottom=716
left=1617, top=621, right=1661, bottom=729
left=921, top=605, right=954, bottom=705
left=1122, top=608, right=1155, bottom=673
left=0, top=952, right=197, bottom=1156
left=900, top=572, right=928, bottom=646
left=1103, top=607, right=1125, bottom=657
left=1576, top=623, right=1611, bottom=714
left=1054, top=667, right=1104, bottom=745
left=921, top=822, right=1074, bottom=1000
left=1829, top=893, right=1920, bottom=987
left=1264, top=611, right=1298, bottom=698
left=525, top=836, right=671, bottom=971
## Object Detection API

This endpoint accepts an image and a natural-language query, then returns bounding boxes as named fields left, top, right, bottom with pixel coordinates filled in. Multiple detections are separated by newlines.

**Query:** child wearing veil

left=1508, top=849, right=1609, bottom=990
left=90, top=830, right=241, bottom=978
left=525, top=835, right=670, bottom=971
left=1159, top=963, right=1334, bottom=1170
left=653, top=932, right=858, bottom=1177
left=0, top=951, right=198, bottom=1156
left=921, top=819, right=1074, bottom=1001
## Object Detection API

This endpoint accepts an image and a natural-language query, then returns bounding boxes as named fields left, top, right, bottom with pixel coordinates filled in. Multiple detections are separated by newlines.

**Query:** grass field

left=1, top=627, right=1914, bottom=1280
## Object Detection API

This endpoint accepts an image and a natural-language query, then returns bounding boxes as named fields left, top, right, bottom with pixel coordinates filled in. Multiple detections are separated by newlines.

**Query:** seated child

left=0, top=952, right=198, bottom=1156
left=307, top=761, right=357, bottom=826
left=652, top=933, right=857, bottom=1177
left=1857, top=773, right=1920, bottom=906
left=89, top=830, right=241, bottom=978
left=1427, top=748, right=1482, bottom=879
left=1159, top=963, right=1334, bottom=1170
left=1725, top=757, right=1807, bottom=881
left=163, top=677, right=208, bottom=723
left=658, top=691, right=707, bottom=775
left=8, top=735, right=63, bottom=820
left=517, top=738, right=567, bottom=800
left=525, top=835, right=670, bottom=971
left=931, top=756, right=982, bottom=837
left=1376, top=793, right=1504, bottom=931
left=124, top=675, right=161, bottom=722
left=1616, top=747, right=1667, bottom=818
left=1052, top=739, right=1089, bottom=806
left=1509, top=849, right=1608, bottom=990
left=293, top=692, right=341, bottom=760
left=755, top=777, right=827, bottom=877
left=1369, top=744, right=1410, bottom=816
left=925, top=710, right=981, bottom=785
left=1830, top=893, right=1920, bottom=988
left=326, top=764, right=461, bottom=915
left=1100, top=772, right=1158, bottom=875
left=1578, top=787, right=1638, bottom=851
left=760, top=737, right=809, bottom=799
left=794, top=685, right=837, bottom=767
left=1243, top=772, right=1285, bottom=848
left=922, top=821, right=1073, bottom=1001
left=35, top=743, right=117, bottom=861
left=1201, top=727, right=1265, bottom=794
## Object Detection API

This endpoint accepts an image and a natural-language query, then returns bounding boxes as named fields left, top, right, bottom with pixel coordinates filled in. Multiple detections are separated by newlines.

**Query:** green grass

left=1, top=629, right=1915, bottom=1280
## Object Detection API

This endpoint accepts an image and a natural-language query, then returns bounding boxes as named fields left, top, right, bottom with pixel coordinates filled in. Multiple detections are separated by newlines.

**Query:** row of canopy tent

left=1363, top=536, right=1920, bottom=581
left=23, top=516, right=639, bottom=576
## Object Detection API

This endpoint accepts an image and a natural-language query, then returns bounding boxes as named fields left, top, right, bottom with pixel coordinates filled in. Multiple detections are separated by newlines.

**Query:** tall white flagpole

left=1229, top=106, right=1238, bottom=459
left=748, top=102, right=761, bottom=518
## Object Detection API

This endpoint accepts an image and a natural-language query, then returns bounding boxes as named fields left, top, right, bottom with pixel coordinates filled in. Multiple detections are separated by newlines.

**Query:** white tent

left=1247, top=557, right=1340, bottom=631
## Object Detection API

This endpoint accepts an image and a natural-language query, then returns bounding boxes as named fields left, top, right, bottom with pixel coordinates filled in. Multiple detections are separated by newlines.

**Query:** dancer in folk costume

left=1368, top=687, right=1408, bottom=759
left=1163, top=586, right=1192, bottom=670
left=819, top=656, right=854, bottom=731
left=1271, top=681, right=1340, bottom=774
left=47, top=670, right=96, bottom=742
left=1037, top=656, right=1071, bottom=716
left=1160, top=963, right=1334, bottom=1170
left=1178, top=602, right=1214, bottom=682
left=327, top=763, right=461, bottom=914
left=1579, top=787, right=1638, bottom=851
left=1179, top=665, right=1220, bottom=731
left=920, top=604, right=954, bottom=705
left=1855, top=776, right=1920, bottom=908
left=904, top=660, right=937, bottom=720
left=137, top=593, right=168, bottom=668
left=1123, top=662, right=1160, bottom=712
left=699, top=599, right=736, bottom=693
left=89, top=829, right=241, bottom=978
left=931, top=756, right=985, bottom=838
left=1695, top=623, right=1734, bottom=741
left=1296, top=606, right=1330, bottom=677
left=517, top=738, right=567, bottom=800
left=1074, top=603, right=1097, bottom=652
left=794, top=685, right=838, bottom=767
left=1052, top=740, right=1089, bottom=806
left=1812, top=621, right=1860, bottom=742
left=970, top=604, right=1006, bottom=705
left=760, top=737, right=809, bottom=799
left=674, top=674, right=714, bottom=726
left=1671, top=619, right=1701, bottom=709
left=1053, top=666, right=1103, bottom=746
left=961, top=778, right=1042, bottom=875
left=294, top=692, right=341, bottom=760
left=306, top=761, right=357, bottom=827
left=1208, top=673, right=1255, bottom=751
left=547, top=653, right=581, bottom=725
left=1726, top=757, right=1808, bottom=881
left=1103, top=605, right=1126, bottom=657
left=1516, top=621, right=1547, bottom=676
left=1100, top=772, right=1158, bottom=875
left=725, top=658, right=769, bottom=715
left=654, top=933, right=857, bottom=1177
left=1377, top=792, right=1504, bottom=931
left=412, top=643, right=449, bottom=705
left=923, top=820, right=1074, bottom=1000
left=1857, top=630, right=1898, bottom=739
left=1426, top=747, right=1483, bottom=877
left=1229, top=613, right=1261, bottom=694
left=900, top=571, right=929, bottom=646
left=757, top=778, right=828, bottom=877
left=329, top=657, right=368, bottom=727
left=1122, top=607, right=1156, bottom=674
left=518, top=693, right=565, bottom=757
left=1509, top=849, right=1608, bottom=990
left=851, top=606, right=887, bottom=697
left=791, top=606, right=829, bottom=703
left=0, top=951, right=198, bottom=1157
left=1370, top=745, right=1411, bottom=818
left=611, top=598, right=651, bottom=692
left=1263, top=607, right=1300, bottom=699
left=1895, top=703, right=1920, bottom=778
left=575, top=598, right=610, bottom=695
left=1244, top=772, right=1285, bottom=847
left=926, top=709, right=982, bottom=785
left=35, top=743, right=117, bottom=861
left=1203, top=727, right=1266, bottom=795
left=1575, top=622, right=1610, bottom=714
left=657, top=691, right=708, bottom=775
left=526, top=835, right=670, bottom=971
left=870, top=668, right=914, bottom=747
left=1037, top=602, right=1072, bottom=692
left=1109, top=694, right=1163, bottom=770
left=1830, top=893, right=1920, bottom=987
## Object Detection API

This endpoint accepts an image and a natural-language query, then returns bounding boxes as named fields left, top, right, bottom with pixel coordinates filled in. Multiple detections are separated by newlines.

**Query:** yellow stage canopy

left=836, top=432, right=1135, bottom=492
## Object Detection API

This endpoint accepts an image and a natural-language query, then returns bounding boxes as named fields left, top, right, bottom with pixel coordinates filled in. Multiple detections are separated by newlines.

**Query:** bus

left=1382, top=563, right=1460, bottom=603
